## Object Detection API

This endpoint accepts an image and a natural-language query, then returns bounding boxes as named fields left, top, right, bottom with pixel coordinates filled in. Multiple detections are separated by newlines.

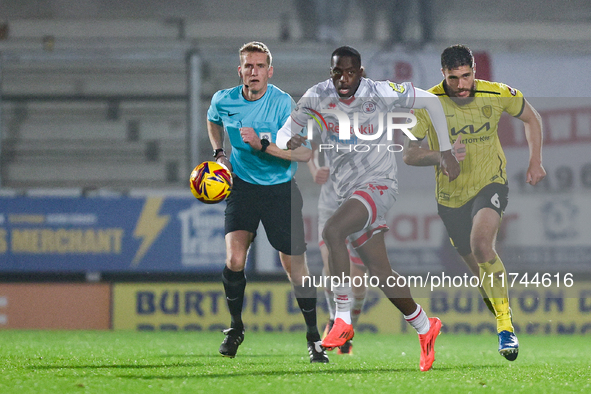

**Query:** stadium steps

left=2, top=4, right=591, bottom=191
left=15, top=119, right=185, bottom=140
left=3, top=140, right=147, bottom=163
left=5, top=161, right=179, bottom=190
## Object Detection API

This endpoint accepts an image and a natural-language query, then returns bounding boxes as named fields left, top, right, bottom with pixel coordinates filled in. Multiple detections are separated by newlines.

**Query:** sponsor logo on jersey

left=451, top=122, right=491, bottom=136
left=388, top=82, right=405, bottom=94
left=303, top=107, right=329, bottom=132
left=507, top=86, right=516, bottom=96
left=362, top=101, right=377, bottom=114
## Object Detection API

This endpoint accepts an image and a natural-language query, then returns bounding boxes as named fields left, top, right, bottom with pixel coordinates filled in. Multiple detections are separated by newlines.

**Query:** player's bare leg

left=320, top=242, right=367, bottom=354
left=225, top=230, right=253, bottom=271
left=280, top=252, right=309, bottom=285
left=338, top=260, right=367, bottom=355
left=323, top=199, right=369, bottom=279
left=356, top=233, right=416, bottom=314
left=321, top=198, right=368, bottom=348
left=357, top=232, right=441, bottom=371
left=280, top=252, right=328, bottom=363
left=350, top=260, right=367, bottom=327
left=471, top=207, right=518, bottom=361
left=219, top=230, right=253, bottom=358
left=319, top=245, right=336, bottom=338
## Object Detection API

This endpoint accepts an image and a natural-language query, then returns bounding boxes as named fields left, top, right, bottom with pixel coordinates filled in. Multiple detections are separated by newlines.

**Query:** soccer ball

left=190, top=161, right=232, bottom=204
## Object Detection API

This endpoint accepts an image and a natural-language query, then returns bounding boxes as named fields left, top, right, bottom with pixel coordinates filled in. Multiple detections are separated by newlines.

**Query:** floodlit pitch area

left=1, top=331, right=589, bottom=393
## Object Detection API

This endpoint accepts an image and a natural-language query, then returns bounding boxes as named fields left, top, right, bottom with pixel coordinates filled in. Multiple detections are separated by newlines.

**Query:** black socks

left=222, top=266, right=246, bottom=332
left=294, top=284, right=320, bottom=341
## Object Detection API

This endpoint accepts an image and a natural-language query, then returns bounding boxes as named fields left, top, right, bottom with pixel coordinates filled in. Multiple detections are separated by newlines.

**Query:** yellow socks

left=478, top=255, right=513, bottom=333
left=476, top=285, right=496, bottom=316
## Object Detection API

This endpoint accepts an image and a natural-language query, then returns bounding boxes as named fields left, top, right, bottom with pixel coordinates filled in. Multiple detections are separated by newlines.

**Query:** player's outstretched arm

left=276, top=117, right=305, bottom=149
left=403, top=135, right=465, bottom=168
left=440, top=150, right=460, bottom=181
left=273, top=117, right=313, bottom=162
left=413, top=89, right=452, bottom=151
left=402, top=137, right=440, bottom=166
left=240, top=126, right=312, bottom=162
left=266, top=143, right=312, bottom=162
left=207, top=120, right=232, bottom=172
left=518, top=99, right=546, bottom=185
left=413, top=88, right=460, bottom=180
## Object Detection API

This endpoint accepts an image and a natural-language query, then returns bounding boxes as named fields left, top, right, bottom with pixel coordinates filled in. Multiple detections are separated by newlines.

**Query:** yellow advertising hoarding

left=113, top=282, right=591, bottom=334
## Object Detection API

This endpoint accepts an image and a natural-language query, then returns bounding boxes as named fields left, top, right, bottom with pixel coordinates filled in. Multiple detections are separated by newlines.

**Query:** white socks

left=333, top=284, right=352, bottom=325
left=404, top=304, right=430, bottom=335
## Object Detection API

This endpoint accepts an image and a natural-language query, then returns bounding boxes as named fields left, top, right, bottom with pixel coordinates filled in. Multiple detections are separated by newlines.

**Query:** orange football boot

left=419, top=317, right=442, bottom=371
left=321, top=318, right=354, bottom=349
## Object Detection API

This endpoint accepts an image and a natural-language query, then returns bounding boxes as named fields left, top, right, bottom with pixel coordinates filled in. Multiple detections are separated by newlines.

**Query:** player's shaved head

left=331, top=46, right=362, bottom=69
left=441, top=44, right=474, bottom=70
left=239, top=41, right=272, bottom=66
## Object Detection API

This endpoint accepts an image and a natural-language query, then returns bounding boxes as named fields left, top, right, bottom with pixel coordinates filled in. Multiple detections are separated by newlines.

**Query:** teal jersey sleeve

left=207, top=90, right=224, bottom=125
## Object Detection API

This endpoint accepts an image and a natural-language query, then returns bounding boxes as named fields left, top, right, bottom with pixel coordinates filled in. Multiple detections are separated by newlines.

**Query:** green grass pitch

left=0, top=331, right=589, bottom=393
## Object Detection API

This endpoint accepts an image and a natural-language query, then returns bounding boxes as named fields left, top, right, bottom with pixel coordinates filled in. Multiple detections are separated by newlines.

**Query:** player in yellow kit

left=403, top=44, right=546, bottom=361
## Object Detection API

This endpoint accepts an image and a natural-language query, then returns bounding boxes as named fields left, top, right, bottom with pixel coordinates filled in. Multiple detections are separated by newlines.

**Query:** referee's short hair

left=441, top=44, right=474, bottom=70
left=239, top=41, right=272, bottom=66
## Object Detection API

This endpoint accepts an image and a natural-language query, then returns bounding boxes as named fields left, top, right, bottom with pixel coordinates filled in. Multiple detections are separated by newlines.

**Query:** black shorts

left=224, top=176, right=307, bottom=256
left=437, top=183, right=508, bottom=256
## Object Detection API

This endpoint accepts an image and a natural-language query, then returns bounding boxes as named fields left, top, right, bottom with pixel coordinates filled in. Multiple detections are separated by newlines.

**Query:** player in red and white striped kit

left=278, top=46, right=460, bottom=371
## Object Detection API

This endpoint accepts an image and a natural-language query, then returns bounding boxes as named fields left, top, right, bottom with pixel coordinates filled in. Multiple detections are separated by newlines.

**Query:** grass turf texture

left=0, top=331, right=589, bottom=393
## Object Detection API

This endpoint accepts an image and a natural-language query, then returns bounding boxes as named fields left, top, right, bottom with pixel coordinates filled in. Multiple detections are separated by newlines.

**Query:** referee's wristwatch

left=213, top=148, right=225, bottom=159
left=260, top=138, right=270, bottom=152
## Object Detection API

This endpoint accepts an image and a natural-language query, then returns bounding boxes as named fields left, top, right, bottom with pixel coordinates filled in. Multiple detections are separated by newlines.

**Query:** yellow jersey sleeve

left=410, top=108, right=431, bottom=140
left=496, top=82, right=525, bottom=117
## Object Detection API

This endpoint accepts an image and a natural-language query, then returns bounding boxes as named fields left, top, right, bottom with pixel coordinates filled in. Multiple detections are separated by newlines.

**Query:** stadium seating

left=1, top=0, right=591, bottom=191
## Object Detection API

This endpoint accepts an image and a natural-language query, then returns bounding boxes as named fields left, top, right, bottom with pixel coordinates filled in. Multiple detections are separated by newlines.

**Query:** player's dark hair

left=331, top=46, right=362, bottom=69
left=239, top=41, right=272, bottom=66
left=441, top=44, right=474, bottom=70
